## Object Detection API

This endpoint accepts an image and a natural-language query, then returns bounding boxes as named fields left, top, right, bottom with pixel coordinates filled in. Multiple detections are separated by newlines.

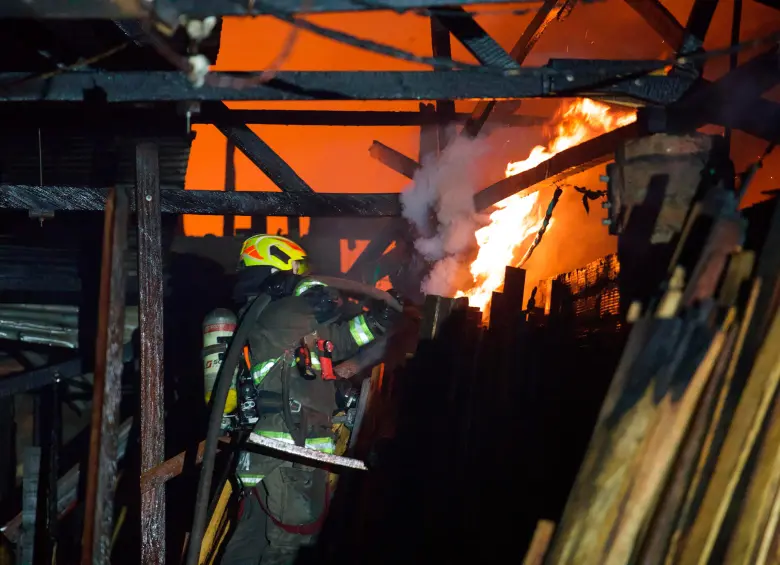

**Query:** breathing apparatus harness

left=187, top=276, right=402, bottom=565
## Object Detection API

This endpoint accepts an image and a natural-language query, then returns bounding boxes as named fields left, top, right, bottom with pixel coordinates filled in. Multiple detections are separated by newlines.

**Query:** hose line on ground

left=185, top=294, right=272, bottom=565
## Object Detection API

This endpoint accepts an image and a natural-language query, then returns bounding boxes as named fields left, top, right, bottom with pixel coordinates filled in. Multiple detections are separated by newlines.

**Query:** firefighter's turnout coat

left=222, top=276, right=380, bottom=565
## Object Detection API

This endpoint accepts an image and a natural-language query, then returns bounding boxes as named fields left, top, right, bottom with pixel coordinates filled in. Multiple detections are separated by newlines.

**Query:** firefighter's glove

left=302, top=285, right=343, bottom=323
left=365, top=289, right=403, bottom=335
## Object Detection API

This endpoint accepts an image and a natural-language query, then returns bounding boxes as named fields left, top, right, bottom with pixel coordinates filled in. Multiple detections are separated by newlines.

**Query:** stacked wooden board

left=538, top=146, right=780, bottom=564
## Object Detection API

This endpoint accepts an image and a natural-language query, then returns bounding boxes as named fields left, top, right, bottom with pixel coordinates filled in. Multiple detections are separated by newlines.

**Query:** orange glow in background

left=184, top=1, right=780, bottom=281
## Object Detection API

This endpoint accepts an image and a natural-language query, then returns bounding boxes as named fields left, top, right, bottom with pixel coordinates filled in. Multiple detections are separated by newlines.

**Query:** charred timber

left=0, top=344, right=133, bottom=397
left=0, top=185, right=402, bottom=216
left=0, top=105, right=548, bottom=129
left=0, top=66, right=693, bottom=104
left=685, top=0, right=720, bottom=45
left=433, top=7, right=517, bottom=70
left=80, top=186, right=129, bottom=565
left=623, top=0, right=688, bottom=50
left=136, top=144, right=166, bottom=565
left=369, top=142, right=421, bottom=180
left=465, top=0, right=562, bottom=137
left=215, top=103, right=314, bottom=193
left=668, top=47, right=780, bottom=137
left=0, top=0, right=539, bottom=18
left=473, top=122, right=642, bottom=211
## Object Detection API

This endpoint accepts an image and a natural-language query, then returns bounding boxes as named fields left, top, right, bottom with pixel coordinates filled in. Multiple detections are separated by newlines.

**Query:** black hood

left=232, top=268, right=302, bottom=306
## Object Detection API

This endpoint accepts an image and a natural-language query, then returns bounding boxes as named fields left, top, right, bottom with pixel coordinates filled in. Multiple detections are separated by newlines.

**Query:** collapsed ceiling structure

left=0, top=1, right=778, bottom=564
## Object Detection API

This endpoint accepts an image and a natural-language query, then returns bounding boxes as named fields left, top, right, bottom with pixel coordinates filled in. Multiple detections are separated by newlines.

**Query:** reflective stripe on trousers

left=236, top=432, right=335, bottom=484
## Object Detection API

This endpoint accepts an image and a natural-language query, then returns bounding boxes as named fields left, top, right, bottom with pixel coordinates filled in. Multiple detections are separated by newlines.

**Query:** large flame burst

left=456, top=98, right=637, bottom=312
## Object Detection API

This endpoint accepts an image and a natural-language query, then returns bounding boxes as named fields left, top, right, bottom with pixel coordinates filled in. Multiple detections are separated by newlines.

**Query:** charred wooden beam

left=430, top=17, right=456, bottom=151
left=0, top=185, right=402, bottom=216
left=223, top=138, right=236, bottom=237
left=473, top=122, right=642, bottom=211
left=669, top=46, right=780, bottom=136
left=215, top=104, right=314, bottom=194
left=0, top=345, right=134, bottom=397
left=419, top=103, right=439, bottom=162
left=433, top=7, right=517, bottom=69
left=624, top=0, right=687, bottom=50
left=368, top=142, right=420, bottom=180
left=464, top=0, right=559, bottom=137
left=345, top=220, right=403, bottom=281
left=0, top=66, right=692, bottom=104
left=0, top=105, right=548, bottom=129
left=207, top=109, right=546, bottom=127
left=685, top=0, right=720, bottom=45
left=136, top=143, right=166, bottom=565
left=0, top=0, right=539, bottom=18
left=80, top=186, right=129, bottom=565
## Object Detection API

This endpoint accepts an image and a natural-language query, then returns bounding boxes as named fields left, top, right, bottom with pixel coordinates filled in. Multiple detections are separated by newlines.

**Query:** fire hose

left=186, top=293, right=270, bottom=565
left=185, top=277, right=400, bottom=565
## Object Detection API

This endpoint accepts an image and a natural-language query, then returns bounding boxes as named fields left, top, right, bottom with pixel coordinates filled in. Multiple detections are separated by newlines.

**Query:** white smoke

left=400, top=134, right=490, bottom=296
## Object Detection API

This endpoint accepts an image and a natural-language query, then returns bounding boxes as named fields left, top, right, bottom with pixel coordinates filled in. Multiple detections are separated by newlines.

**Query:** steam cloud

left=400, top=135, right=489, bottom=296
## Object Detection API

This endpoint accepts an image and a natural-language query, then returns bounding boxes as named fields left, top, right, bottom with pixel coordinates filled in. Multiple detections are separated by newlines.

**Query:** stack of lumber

left=536, top=171, right=780, bottom=563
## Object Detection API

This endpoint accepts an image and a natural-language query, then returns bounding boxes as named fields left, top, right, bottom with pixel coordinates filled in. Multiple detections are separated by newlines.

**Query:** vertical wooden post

left=430, top=16, right=456, bottom=150
left=223, top=139, right=235, bottom=237
left=81, top=186, right=129, bottom=565
left=136, top=143, right=166, bottom=565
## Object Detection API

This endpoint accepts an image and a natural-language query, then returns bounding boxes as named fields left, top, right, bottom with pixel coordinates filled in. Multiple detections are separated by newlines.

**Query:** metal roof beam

left=0, top=64, right=694, bottom=104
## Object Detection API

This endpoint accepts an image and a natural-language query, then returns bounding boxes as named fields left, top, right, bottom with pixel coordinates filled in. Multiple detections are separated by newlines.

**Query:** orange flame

left=456, top=98, right=637, bottom=313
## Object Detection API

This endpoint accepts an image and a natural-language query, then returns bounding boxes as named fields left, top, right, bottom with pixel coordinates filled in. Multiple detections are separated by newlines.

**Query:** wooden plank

left=546, top=312, right=732, bottom=564
left=522, top=520, right=556, bottom=565
left=80, top=186, right=129, bottom=565
left=137, top=143, right=166, bottom=565
left=675, top=296, right=780, bottom=564
left=638, top=324, right=738, bottom=564
left=664, top=278, right=761, bottom=562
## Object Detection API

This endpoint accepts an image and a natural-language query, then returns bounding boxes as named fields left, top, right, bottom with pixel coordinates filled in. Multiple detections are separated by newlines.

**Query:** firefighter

left=219, top=234, right=401, bottom=565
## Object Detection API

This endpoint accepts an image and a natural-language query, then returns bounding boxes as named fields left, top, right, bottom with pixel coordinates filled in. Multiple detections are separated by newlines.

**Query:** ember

left=457, top=98, right=637, bottom=312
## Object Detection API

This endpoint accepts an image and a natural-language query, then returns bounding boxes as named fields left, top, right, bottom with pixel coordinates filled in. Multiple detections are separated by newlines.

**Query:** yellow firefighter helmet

left=238, top=234, right=309, bottom=274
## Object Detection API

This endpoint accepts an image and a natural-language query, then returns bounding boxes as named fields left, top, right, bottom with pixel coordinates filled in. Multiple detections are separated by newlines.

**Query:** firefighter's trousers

left=221, top=462, right=327, bottom=565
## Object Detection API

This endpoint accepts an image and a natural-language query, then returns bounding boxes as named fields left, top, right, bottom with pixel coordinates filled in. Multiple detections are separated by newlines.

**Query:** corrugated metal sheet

left=0, top=132, right=192, bottom=188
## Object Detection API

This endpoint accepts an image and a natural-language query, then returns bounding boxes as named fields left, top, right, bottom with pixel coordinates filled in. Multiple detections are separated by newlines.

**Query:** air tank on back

left=202, top=308, right=238, bottom=416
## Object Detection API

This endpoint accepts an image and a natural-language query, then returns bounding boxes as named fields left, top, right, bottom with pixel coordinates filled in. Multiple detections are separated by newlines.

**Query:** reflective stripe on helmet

left=239, top=234, right=307, bottom=270
left=348, top=315, right=375, bottom=347
left=294, top=279, right=327, bottom=297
